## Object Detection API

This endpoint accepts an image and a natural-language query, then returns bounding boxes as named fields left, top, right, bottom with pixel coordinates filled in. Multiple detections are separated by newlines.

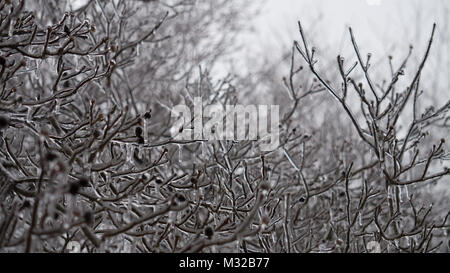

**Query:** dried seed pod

left=143, top=111, right=151, bottom=119
left=190, top=177, right=197, bottom=184
left=69, top=182, right=80, bottom=195
left=135, top=126, right=143, bottom=137
left=83, top=211, right=93, bottom=224
left=45, top=152, right=57, bottom=162
left=133, top=148, right=144, bottom=165
left=78, top=177, right=89, bottom=187
left=204, top=226, right=214, bottom=239
left=0, top=116, right=9, bottom=129
left=93, top=129, right=101, bottom=138
left=175, top=193, right=186, bottom=202
left=64, top=25, right=70, bottom=35
left=22, top=200, right=31, bottom=209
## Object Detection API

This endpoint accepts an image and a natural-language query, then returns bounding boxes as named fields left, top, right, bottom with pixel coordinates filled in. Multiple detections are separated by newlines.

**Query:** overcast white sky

left=228, top=0, right=449, bottom=96
left=249, top=0, right=448, bottom=54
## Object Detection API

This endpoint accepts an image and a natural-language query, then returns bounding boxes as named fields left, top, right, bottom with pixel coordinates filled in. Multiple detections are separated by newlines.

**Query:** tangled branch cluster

left=0, top=0, right=448, bottom=253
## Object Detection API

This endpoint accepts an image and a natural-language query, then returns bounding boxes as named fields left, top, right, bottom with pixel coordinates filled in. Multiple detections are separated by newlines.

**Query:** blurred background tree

left=0, top=0, right=448, bottom=253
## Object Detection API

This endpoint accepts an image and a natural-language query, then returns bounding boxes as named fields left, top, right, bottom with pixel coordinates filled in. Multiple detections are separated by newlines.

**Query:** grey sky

left=251, top=0, right=448, bottom=54
left=227, top=0, right=449, bottom=100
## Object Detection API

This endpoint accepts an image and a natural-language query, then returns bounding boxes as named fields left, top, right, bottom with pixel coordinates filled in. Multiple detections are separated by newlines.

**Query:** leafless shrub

left=0, top=0, right=448, bottom=253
